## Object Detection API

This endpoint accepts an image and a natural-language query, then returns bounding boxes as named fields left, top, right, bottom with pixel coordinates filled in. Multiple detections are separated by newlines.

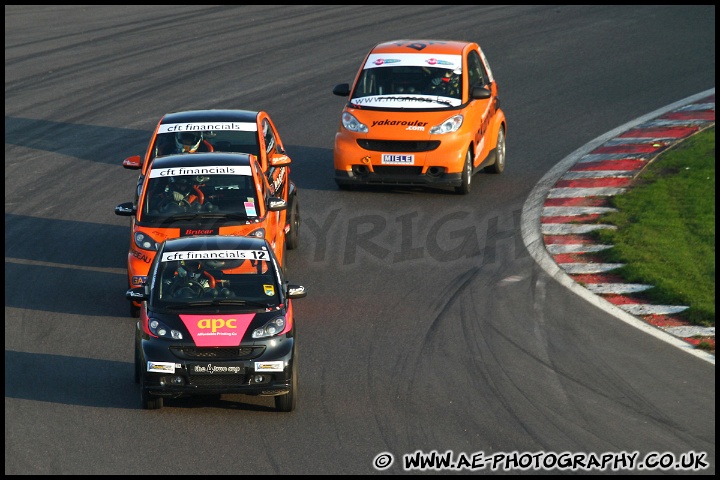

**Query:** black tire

left=275, top=354, right=297, bottom=412
left=484, top=127, right=506, bottom=174
left=140, top=370, right=163, bottom=410
left=454, top=148, right=473, bottom=195
left=286, top=195, right=300, bottom=250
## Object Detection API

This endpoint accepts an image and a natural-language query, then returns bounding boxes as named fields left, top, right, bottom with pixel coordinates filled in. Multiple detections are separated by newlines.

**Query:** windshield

left=140, top=165, right=260, bottom=219
left=151, top=122, right=261, bottom=159
left=351, top=53, right=463, bottom=108
left=151, top=249, right=280, bottom=309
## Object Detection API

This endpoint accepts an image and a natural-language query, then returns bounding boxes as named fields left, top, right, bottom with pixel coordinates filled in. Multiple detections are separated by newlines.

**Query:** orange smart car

left=332, top=40, right=506, bottom=194
left=115, top=152, right=289, bottom=317
left=122, top=109, right=299, bottom=249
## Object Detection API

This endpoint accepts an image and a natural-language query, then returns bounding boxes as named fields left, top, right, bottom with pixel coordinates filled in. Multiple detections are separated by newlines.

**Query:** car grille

left=372, top=166, right=424, bottom=175
left=357, top=139, right=440, bottom=152
left=170, top=346, right=264, bottom=360
left=188, top=374, right=248, bottom=387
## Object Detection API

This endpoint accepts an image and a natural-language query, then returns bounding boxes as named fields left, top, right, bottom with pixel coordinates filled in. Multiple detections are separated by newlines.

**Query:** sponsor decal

left=364, top=53, right=460, bottom=69
left=191, top=363, right=244, bottom=374
left=180, top=313, right=256, bottom=347
left=131, top=249, right=153, bottom=265
left=351, top=96, right=461, bottom=108
left=158, top=122, right=257, bottom=133
left=147, top=361, right=175, bottom=373
left=382, top=154, right=414, bottom=165
left=399, top=40, right=449, bottom=51
left=244, top=200, right=257, bottom=217
left=263, top=284, right=275, bottom=296
left=149, top=165, right=252, bottom=178
left=161, top=249, right=269, bottom=262
left=255, top=361, right=284, bottom=372
left=269, top=166, right=286, bottom=196
left=372, top=58, right=401, bottom=65
left=181, top=228, right=218, bottom=236
left=127, top=289, right=145, bottom=298
left=371, top=119, right=428, bottom=128
left=425, top=58, right=454, bottom=66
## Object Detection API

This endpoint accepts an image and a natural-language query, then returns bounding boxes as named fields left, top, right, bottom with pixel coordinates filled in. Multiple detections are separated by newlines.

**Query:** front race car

left=131, top=235, right=306, bottom=411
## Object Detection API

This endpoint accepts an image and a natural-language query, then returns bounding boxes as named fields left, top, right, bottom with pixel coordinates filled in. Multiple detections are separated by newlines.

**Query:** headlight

left=248, top=228, right=265, bottom=239
left=148, top=318, right=183, bottom=340
left=252, top=316, right=286, bottom=339
left=134, top=231, right=159, bottom=251
left=341, top=112, right=368, bottom=133
left=430, top=114, right=463, bottom=134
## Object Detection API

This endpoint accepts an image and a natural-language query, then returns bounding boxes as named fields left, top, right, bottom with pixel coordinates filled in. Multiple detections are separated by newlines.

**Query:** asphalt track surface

left=5, top=5, right=715, bottom=475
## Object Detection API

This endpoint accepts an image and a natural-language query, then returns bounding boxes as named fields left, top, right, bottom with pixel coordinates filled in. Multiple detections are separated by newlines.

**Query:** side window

left=467, top=50, right=488, bottom=88
left=262, top=119, right=279, bottom=156
left=253, top=161, right=269, bottom=202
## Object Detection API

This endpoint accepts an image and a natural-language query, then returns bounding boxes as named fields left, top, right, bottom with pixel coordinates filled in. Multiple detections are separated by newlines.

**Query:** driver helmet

left=443, top=69, right=461, bottom=86
left=179, top=259, right=203, bottom=275
left=433, top=69, right=460, bottom=88
left=169, top=176, right=191, bottom=191
left=176, top=131, right=203, bottom=153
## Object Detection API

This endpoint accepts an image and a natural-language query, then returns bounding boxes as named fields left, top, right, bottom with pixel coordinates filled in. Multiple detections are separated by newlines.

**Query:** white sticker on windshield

left=363, top=53, right=461, bottom=70
left=149, top=165, right=252, bottom=178
left=158, top=122, right=257, bottom=133
left=161, top=250, right=269, bottom=262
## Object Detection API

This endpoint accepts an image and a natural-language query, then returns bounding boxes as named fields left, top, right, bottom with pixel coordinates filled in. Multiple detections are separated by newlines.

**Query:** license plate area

left=188, top=363, right=246, bottom=375
left=381, top=154, right=414, bottom=165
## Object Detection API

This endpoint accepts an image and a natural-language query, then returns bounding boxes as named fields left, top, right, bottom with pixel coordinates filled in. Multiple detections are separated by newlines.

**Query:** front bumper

left=333, top=129, right=468, bottom=188
left=140, top=335, right=295, bottom=398
left=335, top=168, right=463, bottom=188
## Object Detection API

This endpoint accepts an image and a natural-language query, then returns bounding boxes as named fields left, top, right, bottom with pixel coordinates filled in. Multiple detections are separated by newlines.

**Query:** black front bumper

left=140, top=336, right=295, bottom=398
left=335, top=168, right=463, bottom=188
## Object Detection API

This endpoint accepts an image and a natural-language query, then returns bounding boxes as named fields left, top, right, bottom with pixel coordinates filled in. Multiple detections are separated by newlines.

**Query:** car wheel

left=140, top=370, right=163, bottom=410
left=484, top=127, right=506, bottom=174
left=454, top=148, right=473, bottom=195
left=275, top=354, right=297, bottom=412
left=286, top=195, right=300, bottom=250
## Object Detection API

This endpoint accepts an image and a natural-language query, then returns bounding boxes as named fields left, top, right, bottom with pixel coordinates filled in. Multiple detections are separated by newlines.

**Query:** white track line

left=520, top=88, right=716, bottom=365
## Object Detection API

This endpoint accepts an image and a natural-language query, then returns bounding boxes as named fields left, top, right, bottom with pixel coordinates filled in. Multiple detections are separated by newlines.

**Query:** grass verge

left=592, top=126, right=715, bottom=327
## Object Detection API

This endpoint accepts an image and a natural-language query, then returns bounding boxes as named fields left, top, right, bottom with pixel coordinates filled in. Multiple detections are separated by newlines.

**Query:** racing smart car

left=128, top=234, right=307, bottom=411
left=332, top=40, right=507, bottom=194
left=115, top=152, right=292, bottom=317
left=121, top=109, right=300, bottom=249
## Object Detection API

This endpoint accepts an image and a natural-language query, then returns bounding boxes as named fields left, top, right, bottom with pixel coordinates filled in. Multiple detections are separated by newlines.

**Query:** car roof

left=161, top=234, right=271, bottom=253
left=368, top=39, right=474, bottom=56
left=160, top=109, right=260, bottom=124
left=149, top=152, right=255, bottom=169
